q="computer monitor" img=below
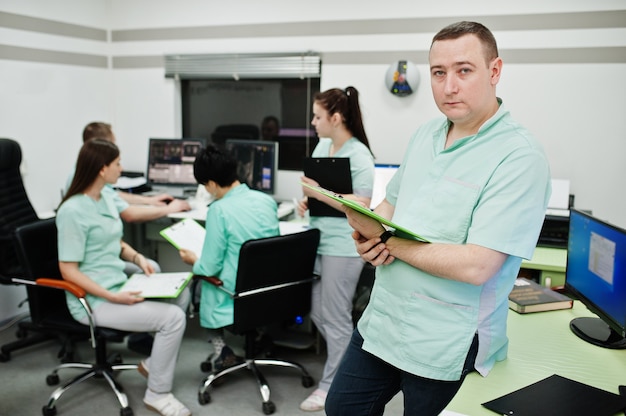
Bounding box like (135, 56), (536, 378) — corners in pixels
(565, 208), (626, 349)
(225, 139), (278, 195)
(146, 138), (204, 192)
(370, 164), (400, 209)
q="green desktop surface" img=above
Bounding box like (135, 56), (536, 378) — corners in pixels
(521, 246), (568, 287)
(445, 302), (626, 415)
(522, 246), (567, 273)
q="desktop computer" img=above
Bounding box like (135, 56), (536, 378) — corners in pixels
(146, 138), (205, 197)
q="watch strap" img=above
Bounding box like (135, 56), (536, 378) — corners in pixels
(379, 230), (395, 244)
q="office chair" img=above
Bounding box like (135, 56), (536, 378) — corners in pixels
(210, 124), (260, 148)
(0, 137), (74, 363)
(195, 228), (320, 415)
(12, 218), (139, 416)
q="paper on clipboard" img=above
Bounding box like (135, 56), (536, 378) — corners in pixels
(302, 182), (429, 243)
(159, 218), (206, 256)
(121, 272), (193, 298)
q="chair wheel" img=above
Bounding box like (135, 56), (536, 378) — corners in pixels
(262, 401), (276, 415)
(16, 328), (28, 338)
(302, 375), (314, 388)
(46, 374), (60, 385)
(42, 406), (57, 416)
(200, 360), (212, 372)
(198, 390), (211, 405)
(120, 406), (134, 416)
(0, 351), (10, 362)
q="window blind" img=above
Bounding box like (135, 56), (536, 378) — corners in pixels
(165, 52), (321, 80)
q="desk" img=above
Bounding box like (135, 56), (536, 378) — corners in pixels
(521, 246), (567, 287)
(131, 203), (300, 272)
(445, 302), (626, 415)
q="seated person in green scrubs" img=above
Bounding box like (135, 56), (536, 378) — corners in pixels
(178, 144), (280, 370)
(57, 139), (191, 416)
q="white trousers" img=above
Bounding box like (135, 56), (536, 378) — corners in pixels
(80, 288), (190, 394)
(311, 254), (364, 392)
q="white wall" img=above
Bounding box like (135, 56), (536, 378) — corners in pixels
(104, 0), (626, 225)
(1, 0), (625, 320)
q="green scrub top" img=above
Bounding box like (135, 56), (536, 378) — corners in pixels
(56, 191), (127, 320)
(358, 101), (552, 381)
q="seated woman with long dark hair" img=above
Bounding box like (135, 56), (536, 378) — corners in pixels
(57, 138), (191, 416)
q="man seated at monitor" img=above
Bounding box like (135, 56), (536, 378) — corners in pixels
(66, 122), (191, 222)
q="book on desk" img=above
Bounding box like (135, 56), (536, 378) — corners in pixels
(508, 277), (573, 314)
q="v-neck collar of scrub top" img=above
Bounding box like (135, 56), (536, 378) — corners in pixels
(436, 97), (505, 153)
(80, 191), (119, 219)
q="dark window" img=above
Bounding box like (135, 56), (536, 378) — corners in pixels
(181, 78), (320, 171)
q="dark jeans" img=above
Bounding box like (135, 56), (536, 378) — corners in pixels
(326, 329), (478, 416)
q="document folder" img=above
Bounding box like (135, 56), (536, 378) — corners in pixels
(160, 218), (206, 256)
(121, 272), (193, 299)
(302, 183), (429, 242)
(303, 157), (352, 218)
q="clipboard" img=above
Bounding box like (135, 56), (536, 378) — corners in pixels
(302, 183), (429, 243)
(159, 218), (206, 256)
(121, 272), (193, 298)
(303, 157), (352, 217)
(482, 374), (626, 416)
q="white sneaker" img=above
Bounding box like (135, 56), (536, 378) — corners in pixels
(144, 392), (191, 416)
(299, 388), (327, 412)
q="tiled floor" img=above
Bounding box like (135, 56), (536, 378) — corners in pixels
(0, 313), (404, 415)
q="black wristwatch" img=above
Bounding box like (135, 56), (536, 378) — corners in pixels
(379, 230), (395, 244)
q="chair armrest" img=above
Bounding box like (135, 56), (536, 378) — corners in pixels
(36, 278), (86, 298)
(193, 274), (235, 297)
(193, 274), (320, 299)
(10, 276), (97, 348)
(194, 275), (223, 287)
(236, 276), (318, 299)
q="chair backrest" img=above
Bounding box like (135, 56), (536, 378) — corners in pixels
(211, 124), (260, 147)
(14, 218), (75, 325)
(232, 228), (320, 333)
(0, 138), (39, 276)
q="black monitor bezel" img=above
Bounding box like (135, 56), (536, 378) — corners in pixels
(565, 208), (626, 341)
(146, 138), (205, 187)
(224, 139), (278, 195)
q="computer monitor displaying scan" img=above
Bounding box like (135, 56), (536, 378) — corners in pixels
(146, 138), (204, 192)
(370, 164), (400, 209)
(565, 209), (626, 349)
(225, 139), (278, 195)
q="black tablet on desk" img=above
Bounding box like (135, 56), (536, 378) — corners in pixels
(482, 374), (626, 416)
(303, 157), (352, 218)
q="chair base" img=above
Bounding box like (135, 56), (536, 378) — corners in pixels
(43, 357), (138, 416)
(198, 358), (314, 415)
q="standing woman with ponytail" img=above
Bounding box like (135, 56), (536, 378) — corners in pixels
(297, 86), (375, 412)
